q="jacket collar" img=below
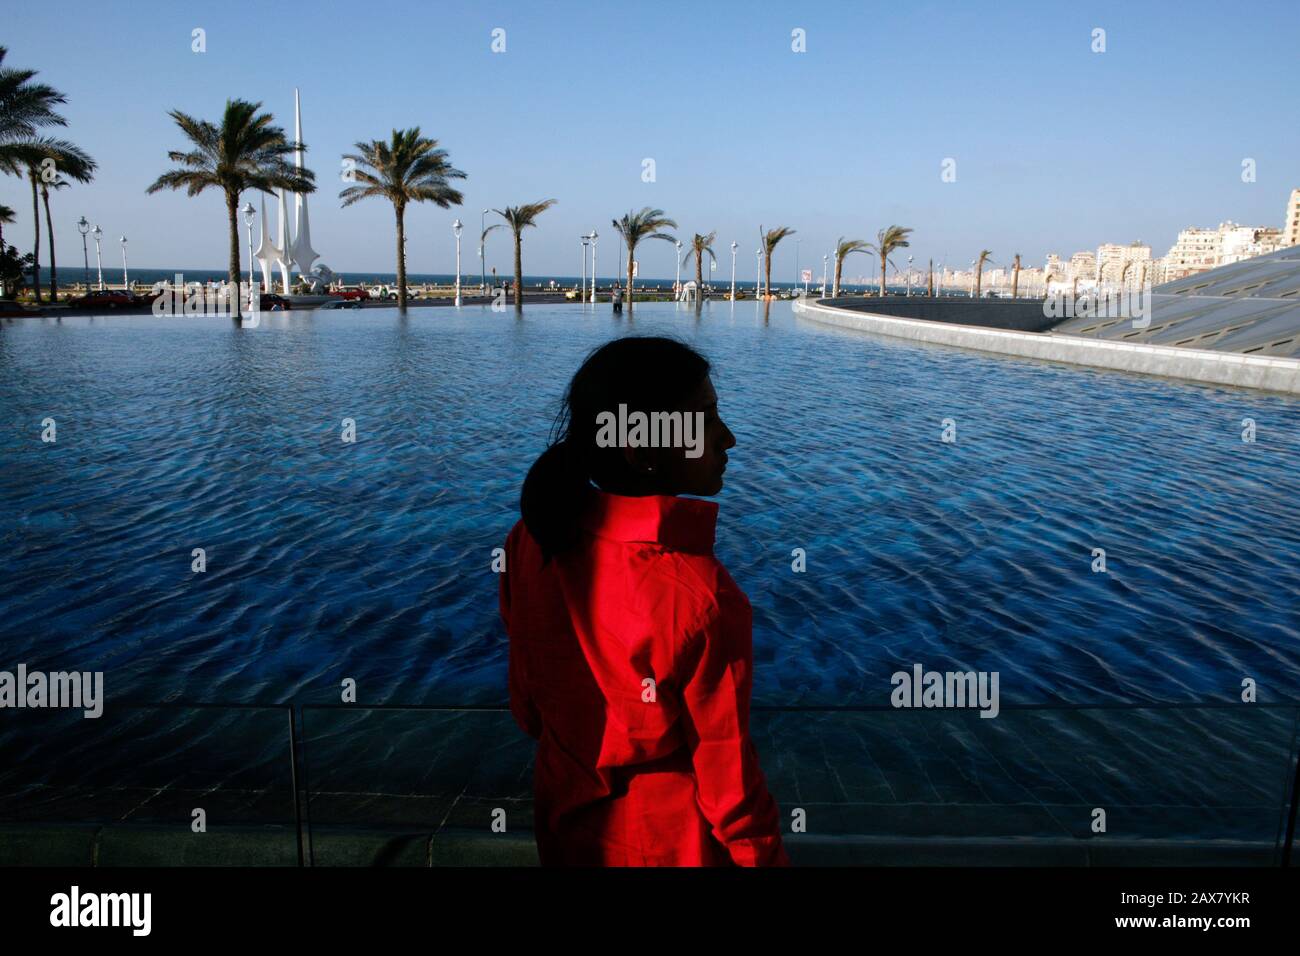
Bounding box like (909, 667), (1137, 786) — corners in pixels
(581, 490), (718, 555)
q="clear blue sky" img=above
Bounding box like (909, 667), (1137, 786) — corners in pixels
(5, 0), (1299, 281)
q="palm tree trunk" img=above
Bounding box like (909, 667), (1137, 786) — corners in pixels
(395, 204), (407, 311)
(879, 253), (886, 297)
(833, 257), (843, 298)
(1012, 265), (1020, 297)
(763, 251), (771, 299)
(975, 264), (983, 297)
(226, 191), (242, 321)
(695, 252), (703, 301)
(513, 232), (523, 311)
(41, 185), (57, 300)
(625, 244), (634, 308)
(29, 171), (42, 304)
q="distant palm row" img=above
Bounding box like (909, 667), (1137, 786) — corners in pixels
(1, 47), (1009, 317)
(0, 47), (96, 302)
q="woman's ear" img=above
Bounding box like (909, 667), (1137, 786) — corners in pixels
(621, 444), (656, 475)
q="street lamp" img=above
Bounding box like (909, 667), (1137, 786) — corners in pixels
(907, 255), (913, 296)
(453, 219), (463, 307)
(970, 258), (977, 299)
(580, 234), (589, 304)
(730, 241), (738, 302)
(241, 202), (256, 305)
(92, 225), (103, 290)
(590, 230), (598, 304)
(120, 236), (129, 289)
(755, 249), (762, 298)
(480, 208), (488, 292)
(821, 254), (828, 298)
(674, 239), (682, 300)
(76, 216), (90, 290)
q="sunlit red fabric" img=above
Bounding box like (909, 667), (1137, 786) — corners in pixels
(500, 490), (790, 866)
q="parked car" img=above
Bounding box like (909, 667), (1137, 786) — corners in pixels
(332, 287), (370, 301)
(68, 289), (144, 309)
(259, 293), (292, 311)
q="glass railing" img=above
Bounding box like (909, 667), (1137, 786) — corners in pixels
(1, 703), (1297, 866)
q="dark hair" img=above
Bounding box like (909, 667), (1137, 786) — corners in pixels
(520, 336), (712, 561)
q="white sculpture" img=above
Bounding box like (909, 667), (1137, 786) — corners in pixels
(254, 88), (321, 295)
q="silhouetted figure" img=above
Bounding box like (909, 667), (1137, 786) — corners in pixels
(500, 337), (789, 867)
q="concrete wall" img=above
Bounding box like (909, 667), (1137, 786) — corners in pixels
(821, 295), (1060, 332)
(795, 298), (1300, 394)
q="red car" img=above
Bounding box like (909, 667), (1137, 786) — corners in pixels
(69, 289), (144, 309)
(331, 288), (370, 301)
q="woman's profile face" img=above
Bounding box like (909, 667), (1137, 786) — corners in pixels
(648, 374), (736, 497)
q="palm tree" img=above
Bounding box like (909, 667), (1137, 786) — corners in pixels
(0, 203), (12, 250)
(0, 48), (70, 304)
(760, 225), (795, 299)
(36, 142), (95, 300)
(927, 258), (935, 297)
(866, 226), (912, 297)
(682, 231), (716, 304)
(340, 127), (464, 311)
(974, 249), (993, 297)
(1011, 253), (1022, 298)
(493, 200), (556, 311)
(832, 237), (870, 297)
(148, 99), (315, 320)
(613, 207), (677, 309)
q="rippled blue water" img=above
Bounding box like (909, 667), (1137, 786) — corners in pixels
(2, 301), (1298, 710)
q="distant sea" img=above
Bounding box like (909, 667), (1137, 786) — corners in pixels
(30, 266), (889, 294)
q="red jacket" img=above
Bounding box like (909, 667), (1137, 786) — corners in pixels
(500, 490), (790, 866)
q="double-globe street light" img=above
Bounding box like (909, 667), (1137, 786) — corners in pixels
(241, 202), (256, 308)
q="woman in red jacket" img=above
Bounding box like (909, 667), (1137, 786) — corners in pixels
(499, 336), (790, 867)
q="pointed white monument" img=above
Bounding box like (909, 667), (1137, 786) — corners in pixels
(287, 88), (319, 278)
(251, 90), (329, 299)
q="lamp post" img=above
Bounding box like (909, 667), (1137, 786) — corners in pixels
(755, 249), (762, 298)
(970, 258), (977, 298)
(120, 236), (129, 289)
(821, 254), (828, 298)
(76, 216), (90, 291)
(907, 255), (913, 296)
(480, 208), (488, 292)
(730, 242), (737, 301)
(580, 235), (588, 304)
(590, 230), (598, 303)
(92, 225), (104, 290)
(241, 202), (255, 306)
(453, 219), (463, 307)
(674, 239), (682, 300)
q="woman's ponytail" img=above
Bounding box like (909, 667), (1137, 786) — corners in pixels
(520, 436), (594, 562)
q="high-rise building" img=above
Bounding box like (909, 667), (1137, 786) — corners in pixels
(1284, 188), (1300, 247)
(1096, 241), (1151, 283)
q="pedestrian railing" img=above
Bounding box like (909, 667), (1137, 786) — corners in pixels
(0, 702), (1296, 866)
